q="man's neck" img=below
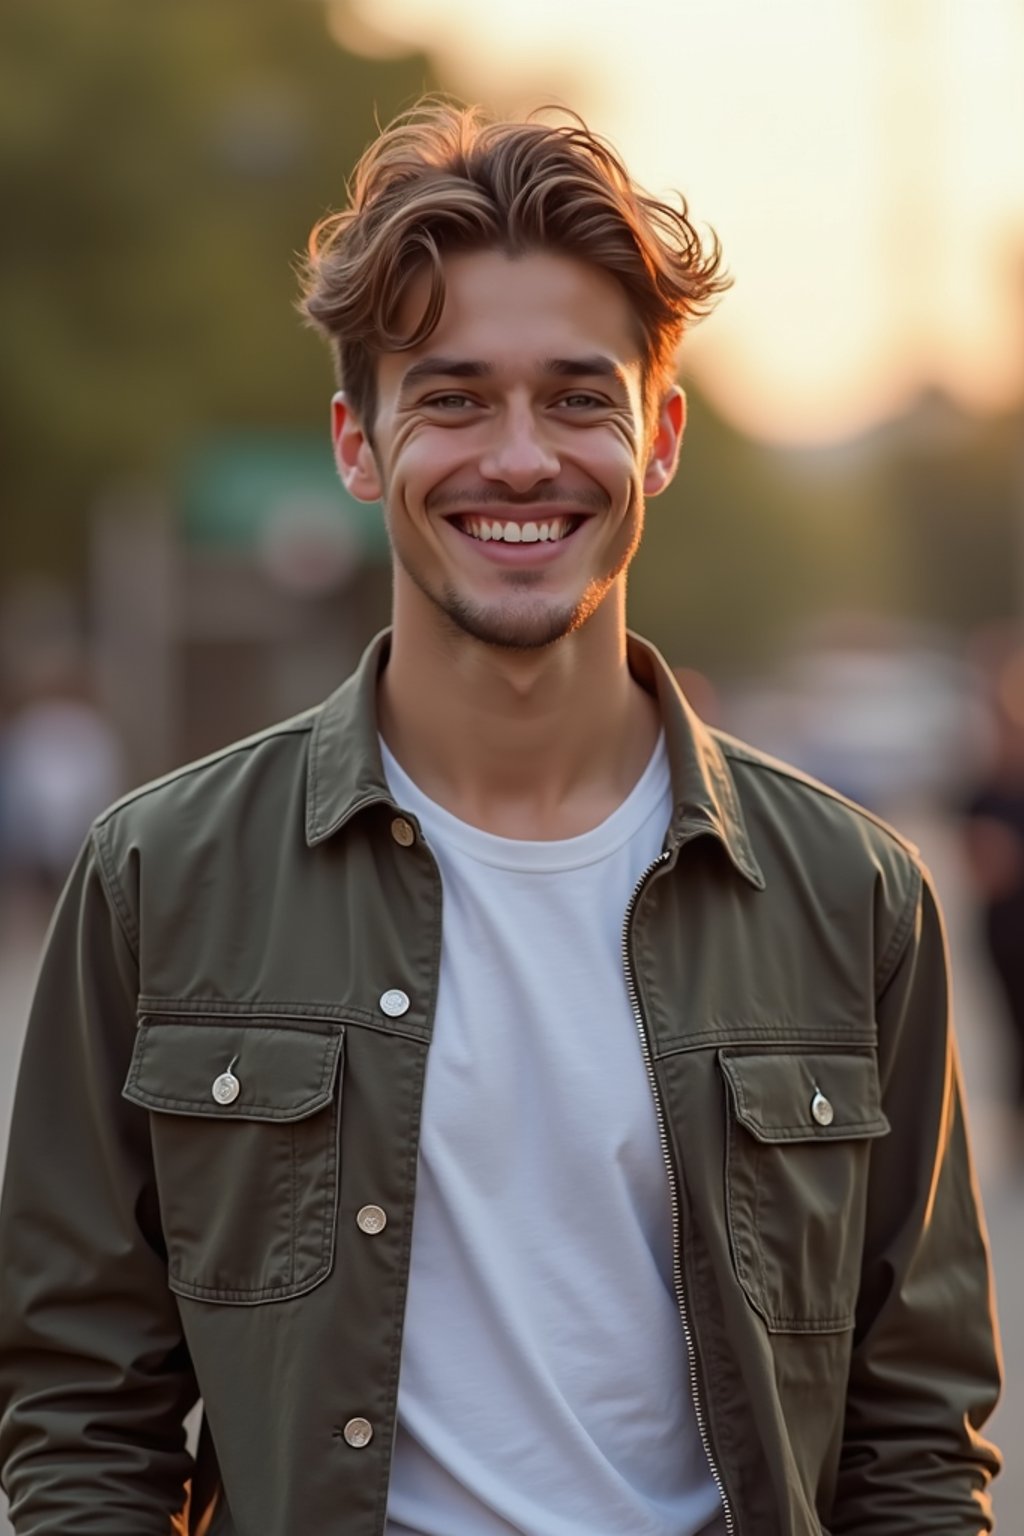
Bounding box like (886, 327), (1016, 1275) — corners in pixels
(378, 603), (661, 842)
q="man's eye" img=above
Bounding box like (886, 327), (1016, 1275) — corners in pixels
(557, 392), (605, 409)
(424, 393), (476, 409)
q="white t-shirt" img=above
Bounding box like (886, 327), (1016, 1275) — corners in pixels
(382, 734), (726, 1536)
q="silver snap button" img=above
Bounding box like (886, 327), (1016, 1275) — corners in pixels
(379, 989), (410, 1018)
(356, 1204), (387, 1235)
(343, 1417), (373, 1448)
(211, 1072), (240, 1105)
(390, 816), (415, 847)
(810, 1090), (834, 1127)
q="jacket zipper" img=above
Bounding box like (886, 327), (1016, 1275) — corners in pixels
(622, 850), (736, 1536)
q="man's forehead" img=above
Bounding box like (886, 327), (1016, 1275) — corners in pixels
(388, 247), (644, 363)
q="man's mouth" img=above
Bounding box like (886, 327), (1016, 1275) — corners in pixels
(450, 515), (584, 544)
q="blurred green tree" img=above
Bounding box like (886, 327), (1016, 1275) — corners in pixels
(881, 395), (1023, 632)
(628, 388), (908, 674)
(0, 0), (434, 573)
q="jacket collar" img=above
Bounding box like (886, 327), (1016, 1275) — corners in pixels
(306, 628), (765, 890)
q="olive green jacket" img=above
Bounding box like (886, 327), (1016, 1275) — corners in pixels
(0, 630), (1002, 1535)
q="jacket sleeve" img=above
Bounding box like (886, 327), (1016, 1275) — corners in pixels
(0, 831), (197, 1533)
(832, 864), (1003, 1534)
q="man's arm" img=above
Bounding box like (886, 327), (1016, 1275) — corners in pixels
(833, 868), (1002, 1534)
(0, 832), (198, 1533)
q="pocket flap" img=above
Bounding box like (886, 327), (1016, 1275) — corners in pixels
(123, 1018), (345, 1122)
(720, 1049), (889, 1143)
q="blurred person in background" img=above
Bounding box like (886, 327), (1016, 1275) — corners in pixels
(0, 100), (1001, 1536)
(0, 647), (122, 907)
(963, 635), (1024, 1163)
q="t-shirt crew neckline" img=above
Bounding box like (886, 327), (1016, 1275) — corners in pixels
(379, 732), (671, 875)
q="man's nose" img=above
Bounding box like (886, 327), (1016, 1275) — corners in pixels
(478, 408), (560, 491)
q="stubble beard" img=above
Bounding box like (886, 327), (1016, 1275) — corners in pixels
(397, 555), (582, 651)
(438, 583), (586, 651)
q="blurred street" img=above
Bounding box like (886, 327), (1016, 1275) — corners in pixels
(0, 809), (1019, 1530)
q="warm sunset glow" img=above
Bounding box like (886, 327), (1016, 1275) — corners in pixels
(329, 0), (1024, 444)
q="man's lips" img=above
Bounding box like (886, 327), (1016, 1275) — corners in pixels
(431, 488), (607, 525)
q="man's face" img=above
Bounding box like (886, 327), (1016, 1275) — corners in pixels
(334, 248), (683, 651)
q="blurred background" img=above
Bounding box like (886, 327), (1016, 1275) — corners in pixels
(1, 0), (1021, 1522)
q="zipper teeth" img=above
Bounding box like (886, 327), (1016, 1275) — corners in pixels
(622, 851), (736, 1536)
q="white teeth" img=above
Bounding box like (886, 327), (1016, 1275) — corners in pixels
(460, 516), (574, 543)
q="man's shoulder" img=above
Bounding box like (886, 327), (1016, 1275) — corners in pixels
(93, 705), (320, 854)
(717, 728), (917, 854)
(713, 728), (925, 927)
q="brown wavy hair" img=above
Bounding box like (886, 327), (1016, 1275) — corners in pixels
(299, 98), (730, 433)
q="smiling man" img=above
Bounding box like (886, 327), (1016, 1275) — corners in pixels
(0, 102), (1002, 1536)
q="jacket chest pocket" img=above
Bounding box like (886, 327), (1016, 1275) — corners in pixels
(123, 1016), (344, 1304)
(720, 1047), (889, 1334)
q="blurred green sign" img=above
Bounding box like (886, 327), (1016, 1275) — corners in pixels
(179, 434), (389, 563)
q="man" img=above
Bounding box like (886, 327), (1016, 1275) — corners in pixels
(0, 101), (1002, 1535)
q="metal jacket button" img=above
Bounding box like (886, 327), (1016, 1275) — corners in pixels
(810, 1089), (834, 1127)
(356, 1205), (387, 1235)
(390, 816), (415, 847)
(379, 989), (410, 1018)
(211, 1072), (240, 1105)
(343, 1417), (373, 1448)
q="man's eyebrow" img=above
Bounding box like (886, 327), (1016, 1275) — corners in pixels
(398, 357), (493, 393)
(397, 355), (631, 395)
(542, 356), (629, 386)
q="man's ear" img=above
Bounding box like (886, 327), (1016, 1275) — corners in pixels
(331, 391), (383, 503)
(643, 387), (686, 497)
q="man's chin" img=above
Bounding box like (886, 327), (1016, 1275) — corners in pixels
(439, 593), (585, 652)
